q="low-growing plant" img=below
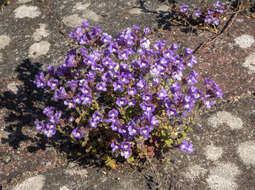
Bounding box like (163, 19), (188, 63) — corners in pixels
(34, 21), (222, 168)
(167, 1), (226, 33)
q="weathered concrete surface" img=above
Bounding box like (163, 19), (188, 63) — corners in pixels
(0, 0), (255, 189)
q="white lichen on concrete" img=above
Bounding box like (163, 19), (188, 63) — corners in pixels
(28, 41), (50, 59)
(234, 34), (254, 49)
(12, 175), (46, 190)
(184, 164), (207, 180)
(7, 82), (19, 94)
(32, 24), (50, 42)
(73, 2), (91, 11)
(14, 5), (41, 19)
(82, 10), (102, 22)
(242, 52), (255, 74)
(128, 8), (143, 15)
(0, 52), (3, 62)
(59, 186), (70, 190)
(156, 5), (169, 12)
(207, 111), (243, 130)
(204, 144), (223, 161)
(207, 162), (240, 190)
(0, 35), (11, 50)
(64, 168), (88, 178)
(62, 14), (84, 28)
(237, 141), (255, 166)
(18, 0), (32, 4)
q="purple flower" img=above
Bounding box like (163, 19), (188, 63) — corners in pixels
(120, 149), (132, 159)
(121, 142), (131, 150)
(152, 77), (160, 86)
(80, 86), (91, 95)
(89, 119), (98, 128)
(143, 27), (150, 35)
(186, 75), (198, 85)
(64, 100), (75, 109)
(150, 65), (161, 76)
(142, 92), (152, 102)
(68, 116), (75, 123)
(140, 127), (151, 139)
(128, 88), (137, 96)
(72, 128), (83, 139)
(213, 86), (223, 99)
(128, 99), (136, 107)
(170, 82), (181, 93)
(113, 82), (124, 92)
(138, 59), (149, 69)
(185, 48), (193, 56)
(180, 4), (190, 13)
(149, 115), (159, 126)
(82, 95), (92, 104)
(186, 55), (197, 68)
(178, 140), (193, 152)
(171, 43), (178, 51)
(136, 79), (147, 90)
(118, 74), (130, 85)
(140, 102), (155, 114)
(43, 107), (54, 117)
(116, 97), (127, 107)
(34, 72), (47, 88)
(100, 32), (112, 44)
(167, 108), (177, 117)
(35, 121), (45, 131)
(47, 65), (54, 76)
(81, 20), (90, 30)
(213, 18), (220, 25)
(111, 142), (119, 152)
(47, 79), (58, 90)
(172, 70), (183, 81)
(128, 125), (138, 136)
(92, 111), (103, 122)
(140, 38), (150, 49)
(54, 87), (67, 100)
(203, 98), (215, 109)
(46, 122), (56, 130)
(108, 109), (118, 119)
(157, 89), (168, 100)
(118, 49), (130, 60)
(205, 15), (213, 24)
(44, 128), (56, 138)
(49, 110), (62, 124)
(193, 9), (201, 17)
(96, 82), (107, 91)
(110, 122), (119, 131)
(72, 96), (82, 104)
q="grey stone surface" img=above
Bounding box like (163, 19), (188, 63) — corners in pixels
(14, 5), (41, 19)
(0, 35), (11, 50)
(234, 34), (255, 49)
(243, 52), (255, 74)
(11, 175), (46, 190)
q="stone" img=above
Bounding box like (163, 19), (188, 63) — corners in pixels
(204, 145), (223, 161)
(128, 8), (143, 15)
(64, 168), (88, 178)
(184, 164), (207, 180)
(28, 41), (50, 59)
(206, 162), (240, 190)
(0, 35), (11, 50)
(0, 52), (3, 62)
(59, 186), (70, 190)
(234, 34), (254, 49)
(62, 14), (84, 28)
(156, 5), (169, 12)
(14, 5), (41, 19)
(11, 175), (46, 190)
(242, 52), (255, 74)
(32, 24), (49, 42)
(207, 111), (243, 130)
(18, 0), (32, 3)
(73, 2), (91, 11)
(7, 82), (19, 94)
(82, 10), (102, 22)
(237, 141), (255, 166)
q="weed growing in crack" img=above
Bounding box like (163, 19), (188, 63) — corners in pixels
(33, 21), (222, 168)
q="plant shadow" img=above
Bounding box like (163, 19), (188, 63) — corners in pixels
(0, 59), (103, 167)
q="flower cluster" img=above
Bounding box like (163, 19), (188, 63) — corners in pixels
(34, 21), (222, 161)
(170, 1), (225, 32)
